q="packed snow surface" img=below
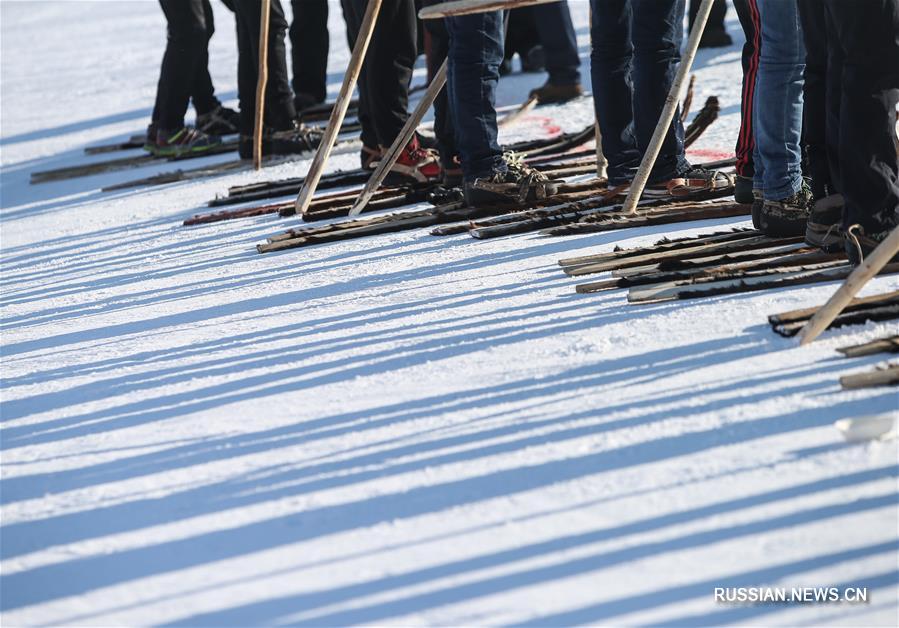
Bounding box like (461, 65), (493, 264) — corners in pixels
(1, 2), (896, 625)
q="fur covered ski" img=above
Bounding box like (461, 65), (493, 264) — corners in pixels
(30, 140), (239, 184)
(837, 334), (899, 358)
(769, 290), (899, 337)
(840, 364), (899, 390)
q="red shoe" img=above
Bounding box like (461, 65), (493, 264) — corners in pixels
(389, 136), (442, 183)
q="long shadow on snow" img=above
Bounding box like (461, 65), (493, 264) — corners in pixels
(0, 359), (889, 566)
(2, 386), (891, 612)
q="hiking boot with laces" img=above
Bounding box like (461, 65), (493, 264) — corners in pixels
(384, 136), (442, 184)
(143, 123), (158, 152)
(805, 193), (845, 252)
(643, 167), (733, 198)
(152, 127), (221, 157)
(751, 188), (764, 229)
(196, 105), (240, 136)
(844, 223), (899, 266)
(529, 82), (584, 105)
(237, 121), (323, 159)
(463, 152), (559, 207)
(734, 174), (754, 205)
(760, 182), (814, 237)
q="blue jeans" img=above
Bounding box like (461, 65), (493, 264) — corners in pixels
(752, 0), (805, 200)
(446, 12), (506, 181)
(590, 0), (690, 185)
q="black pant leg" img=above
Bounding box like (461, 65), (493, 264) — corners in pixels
(339, 0), (378, 149)
(290, 0), (329, 105)
(156, 0), (210, 130)
(825, 0), (899, 233)
(689, 0), (727, 31)
(533, 0), (581, 86)
(233, 0), (296, 134)
(191, 0), (221, 116)
(732, 0), (758, 178)
(798, 0), (835, 199)
(342, 0), (415, 147)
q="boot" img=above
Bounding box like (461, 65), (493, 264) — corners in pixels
(463, 152), (559, 207)
(759, 182), (814, 237)
(805, 193), (844, 252)
(529, 82), (584, 105)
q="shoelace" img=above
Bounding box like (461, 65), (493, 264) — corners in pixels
(846, 223), (865, 263)
(502, 151), (548, 202)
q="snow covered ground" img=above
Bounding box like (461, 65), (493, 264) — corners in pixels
(1, 1), (897, 625)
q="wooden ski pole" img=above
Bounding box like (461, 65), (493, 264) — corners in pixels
(798, 225), (899, 345)
(419, 0), (561, 19)
(349, 59), (448, 218)
(294, 0), (383, 217)
(253, 0), (272, 171)
(621, 0), (714, 214)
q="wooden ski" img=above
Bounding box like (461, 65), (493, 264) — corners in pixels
(840, 364), (899, 390)
(838, 336), (899, 358)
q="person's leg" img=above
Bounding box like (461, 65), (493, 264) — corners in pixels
(359, 0), (416, 148)
(156, 0), (209, 131)
(233, 0), (296, 134)
(423, 6), (459, 174)
(690, 0), (731, 48)
(732, 0), (759, 185)
(797, 0), (830, 199)
(339, 0), (379, 159)
(290, 0), (329, 110)
(826, 0), (899, 244)
(190, 0), (220, 116)
(533, 0), (580, 86)
(590, 0), (639, 185)
(631, 0), (690, 184)
(446, 10), (505, 180)
(753, 0), (805, 202)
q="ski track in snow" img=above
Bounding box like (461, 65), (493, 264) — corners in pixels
(1, 2), (897, 626)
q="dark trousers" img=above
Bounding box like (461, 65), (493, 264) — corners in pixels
(446, 11), (505, 180)
(533, 0), (581, 86)
(589, 0), (690, 185)
(689, 0), (727, 31)
(152, 0), (221, 130)
(340, 0), (417, 149)
(732, 0), (759, 178)
(290, 0), (329, 104)
(423, 14), (459, 167)
(233, 0), (296, 135)
(817, 0), (899, 232)
(798, 0), (840, 199)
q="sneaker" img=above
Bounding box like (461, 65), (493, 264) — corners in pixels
(751, 189), (764, 229)
(385, 136), (442, 183)
(360, 145), (382, 170)
(463, 152), (559, 207)
(529, 82), (584, 105)
(843, 223), (899, 266)
(805, 193), (845, 252)
(734, 174), (754, 205)
(698, 28), (733, 49)
(644, 167), (733, 198)
(152, 127), (221, 157)
(237, 121), (322, 159)
(759, 182), (814, 237)
(143, 123), (158, 152)
(196, 105), (240, 136)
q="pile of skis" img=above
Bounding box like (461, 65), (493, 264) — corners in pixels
(767, 292), (899, 391)
(558, 227), (899, 303)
